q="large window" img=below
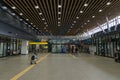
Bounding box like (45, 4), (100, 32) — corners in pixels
(80, 16), (120, 39)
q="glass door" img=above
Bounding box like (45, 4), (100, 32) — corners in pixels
(0, 42), (3, 57)
(3, 43), (7, 56)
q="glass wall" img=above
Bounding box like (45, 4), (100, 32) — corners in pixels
(0, 35), (22, 57)
(92, 31), (120, 58)
(0, 42), (3, 57)
(51, 40), (69, 53)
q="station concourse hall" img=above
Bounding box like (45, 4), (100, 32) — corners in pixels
(0, 0), (120, 80)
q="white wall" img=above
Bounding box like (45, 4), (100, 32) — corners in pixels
(21, 40), (29, 54)
(89, 45), (96, 55)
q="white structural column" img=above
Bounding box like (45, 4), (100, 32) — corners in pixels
(89, 45), (96, 55)
(36, 44), (39, 50)
(97, 23), (106, 33)
(21, 40), (29, 54)
(106, 17), (110, 32)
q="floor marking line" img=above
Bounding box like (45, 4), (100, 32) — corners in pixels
(69, 54), (78, 59)
(10, 54), (49, 80)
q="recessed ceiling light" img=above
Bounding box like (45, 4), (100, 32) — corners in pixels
(84, 23), (87, 25)
(99, 9), (103, 12)
(46, 25), (48, 26)
(80, 11), (83, 13)
(106, 2), (111, 5)
(74, 21), (76, 23)
(58, 25), (60, 26)
(92, 16), (95, 18)
(12, 6), (16, 9)
(58, 5), (62, 8)
(84, 3), (88, 7)
(44, 22), (47, 24)
(2, 6), (7, 10)
(35, 6), (39, 9)
(11, 13), (15, 15)
(34, 25), (36, 27)
(31, 23), (33, 24)
(26, 19), (29, 21)
(25, 23), (28, 24)
(42, 18), (45, 20)
(76, 17), (79, 19)
(58, 18), (61, 20)
(87, 20), (90, 22)
(58, 12), (61, 14)
(71, 26), (73, 28)
(19, 13), (23, 15)
(39, 13), (42, 15)
(20, 19), (23, 21)
(58, 22), (60, 24)
(72, 24), (74, 25)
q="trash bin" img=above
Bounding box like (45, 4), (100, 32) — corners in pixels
(118, 53), (120, 63)
(114, 52), (120, 62)
(94, 52), (97, 55)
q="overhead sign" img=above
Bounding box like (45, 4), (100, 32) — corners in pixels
(29, 41), (48, 45)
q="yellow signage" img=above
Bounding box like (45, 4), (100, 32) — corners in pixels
(29, 41), (48, 45)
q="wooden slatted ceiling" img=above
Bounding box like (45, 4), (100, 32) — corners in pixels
(3, 0), (120, 35)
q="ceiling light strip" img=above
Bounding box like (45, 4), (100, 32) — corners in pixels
(60, 0), (63, 25)
(38, 0), (49, 28)
(31, 0), (45, 26)
(61, 0), (68, 24)
(48, 0), (55, 26)
(24, 0), (42, 26)
(66, 0), (79, 24)
(64, 0), (72, 23)
(68, 0), (79, 24)
(40, 0), (51, 26)
(69, 0), (82, 23)
(7, 0), (37, 27)
(46, 0), (53, 25)
(54, 0), (58, 28)
(77, 0), (101, 31)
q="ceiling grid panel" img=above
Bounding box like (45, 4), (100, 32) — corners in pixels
(23, 0), (42, 27)
(9, 0), (38, 27)
(61, 0), (68, 25)
(3, 0), (120, 35)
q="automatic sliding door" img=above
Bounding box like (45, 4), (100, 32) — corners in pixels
(3, 43), (7, 56)
(0, 43), (3, 57)
(52, 44), (62, 53)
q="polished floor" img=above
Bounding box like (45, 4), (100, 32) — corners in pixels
(0, 53), (120, 80)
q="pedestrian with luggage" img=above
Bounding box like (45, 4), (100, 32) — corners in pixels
(30, 51), (38, 64)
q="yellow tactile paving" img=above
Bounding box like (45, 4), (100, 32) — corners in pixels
(10, 54), (49, 80)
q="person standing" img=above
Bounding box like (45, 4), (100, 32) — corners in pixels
(75, 47), (78, 56)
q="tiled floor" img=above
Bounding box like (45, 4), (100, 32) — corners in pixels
(0, 53), (120, 80)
